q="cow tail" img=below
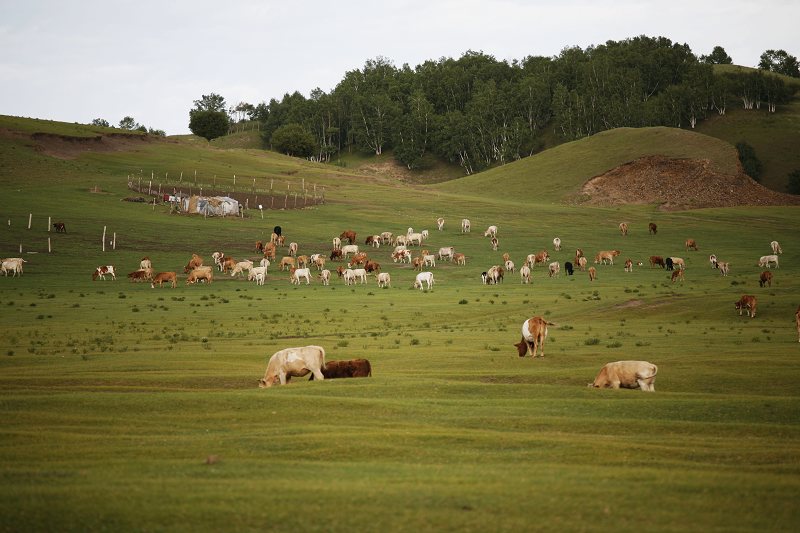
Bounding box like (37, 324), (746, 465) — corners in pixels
(650, 364), (658, 377)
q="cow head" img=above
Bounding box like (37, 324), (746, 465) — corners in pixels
(514, 338), (528, 357)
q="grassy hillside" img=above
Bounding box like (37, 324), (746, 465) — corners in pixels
(1, 116), (799, 532)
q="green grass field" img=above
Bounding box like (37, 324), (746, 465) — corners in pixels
(1, 117), (799, 532)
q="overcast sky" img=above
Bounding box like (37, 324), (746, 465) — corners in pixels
(1, 0), (797, 135)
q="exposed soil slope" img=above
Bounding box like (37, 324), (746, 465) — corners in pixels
(580, 156), (800, 210)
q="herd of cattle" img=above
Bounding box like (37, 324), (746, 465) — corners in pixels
(4, 217), (799, 391)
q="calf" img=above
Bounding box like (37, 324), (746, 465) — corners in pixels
(249, 266), (267, 285)
(671, 269), (684, 283)
(128, 268), (153, 282)
(759, 271), (773, 288)
(589, 361), (657, 391)
(309, 358), (372, 380)
(735, 295), (757, 318)
(151, 271), (177, 288)
(453, 253), (466, 266)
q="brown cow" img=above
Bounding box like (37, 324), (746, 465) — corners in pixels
(588, 266), (597, 281)
(796, 306), (800, 343)
(183, 254), (203, 273)
(221, 257), (237, 273)
(279, 256), (295, 271)
(151, 271), (177, 288)
(514, 316), (554, 358)
(329, 249), (343, 261)
(671, 269), (684, 283)
(589, 361), (658, 391)
(648, 222), (657, 235)
(263, 242), (277, 260)
(619, 222), (628, 236)
(735, 295), (757, 318)
(187, 267), (213, 284)
(255, 241), (264, 253)
(127, 269), (152, 282)
(685, 238), (698, 251)
(759, 271), (773, 288)
(309, 359), (373, 380)
(340, 230), (357, 245)
(364, 260), (381, 273)
(52, 222), (67, 233)
(649, 255), (665, 268)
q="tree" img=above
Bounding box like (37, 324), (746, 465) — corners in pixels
(736, 141), (763, 181)
(758, 49), (800, 78)
(787, 169), (800, 195)
(270, 124), (315, 157)
(91, 118), (109, 127)
(188, 110), (229, 140)
(148, 127), (166, 136)
(192, 93), (227, 112)
(700, 46), (733, 64)
(118, 116), (138, 130)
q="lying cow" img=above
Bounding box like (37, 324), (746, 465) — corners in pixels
(309, 358), (372, 380)
(589, 361), (658, 391)
(259, 345), (326, 387)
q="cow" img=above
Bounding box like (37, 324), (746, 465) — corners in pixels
(796, 306), (800, 342)
(341, 244), (359, 257)
(709, 254), (718, 268)
(588, 266), (597, 281)
(296, 255), (309, 268)
(340, 230), (357, 245)
(487, 265), (504, 284)
(309, 358), (372, 380)
(685, 239), (698, 251)
(589, 361), (658, 391)
(514, 316), (554, 358)
(505, 259), (515, 273)
(364, 260), (381, 273)
(280, 256), (295, 271)
(183, 254), (203, 273)
(255, 240), (264, 253)
(186, 267), (213, 284)
(414, 271), (434, 290)
(527, 250), (549, 268)
(392, 249), (412, 264)
(332, 237), (342, 250)
(624, 259), (633, 272)
(453, 253), (466, 266)
(594, 250), (620, 265)
(665, 257), (674, 271)
(564, 261), (574, 276)
(553, 237), (561, 251)
(619, 222), (629, 236)
(648, 255), (665, 268)
(484, 225), (498, 238)
(380, 232), (393, 244)
(348, 252), (368, 267)
(735, 295), (757, 318)
(758, 255), (779, 269)
(520, 264), (531, 284)
(578, 257), (588, 271)
(288, 242), (298, 257)
(670, 257), (685, 270)
(461, 219), (471, 233)
(648, 222), (657, 235)
(407, 232), (425, 246)
(1, 258), (26, 277)
(376, 272), (391, 288)
(249, 266), (267, 285)
(759, 271), (773, 288)
(330, 249), (343, 261)
(438, 247), (455, 262)
(128, 268), (153, 282)
(262, 242), (277, 260)
(490, 237), (499, 251)
(92, 265), (115, 281)
(221, 256), (237, 273)
(259, 345), (326, 387)
(548, 261), (560, 278)
(671, 269), (684, 283)
(436, 217), (445, 231)
(290, 267), (311, 285)
(718, 262), (730, 276)
(212, 251), (225, 271)
(151, 271), (177, 288)
(771, 241), (783, 255)
(52, 222), (66, 233)
(140, 256), (152, 270)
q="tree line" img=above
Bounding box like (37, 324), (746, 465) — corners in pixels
(188, 36), (799, 175)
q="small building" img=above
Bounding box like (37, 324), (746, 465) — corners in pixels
(182, 195), (239, 217)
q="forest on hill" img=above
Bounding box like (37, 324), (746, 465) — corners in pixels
(188, 36), (798, 176)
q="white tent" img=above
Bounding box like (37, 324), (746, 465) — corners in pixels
(182, 196), (240, 217)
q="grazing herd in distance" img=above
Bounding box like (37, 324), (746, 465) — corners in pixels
(4, 218), (799, 392)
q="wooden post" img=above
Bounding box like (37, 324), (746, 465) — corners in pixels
(48, 237), (51, 253)
(158, 183), (162, 195)
(28, 213), (32, 229)
(194, 170), (197, 184)
(148, 180), (152, 195)
(112, 232), (116, 250)
(153, 198), (156, 211)
(270, 179), (273, 191)
(48, 216), (51, 231)
(284, 194), (288, 209)
(19, 243), (22, 254)
(102, 226), (106, 252)
(180, 171), (183, 183)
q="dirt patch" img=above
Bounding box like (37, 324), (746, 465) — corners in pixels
(10, 131), (170, 160)
(579, 156), (800, 210)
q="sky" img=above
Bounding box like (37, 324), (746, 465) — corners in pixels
(1, 0), (797, 136)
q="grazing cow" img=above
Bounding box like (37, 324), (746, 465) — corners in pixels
(280, 256), (295, 271)
(332, 237), (342, 250)
(718, 262), (730, 276)
(437, 217), (445, 231)
(514, 316), (554, 358)
(648, 222), (657, 235)
(594, 250), (620, 265)
(588, 266), (597, 281)
(249, 266), (267, 285)
(735, 295), (757, 318)
(771, 241), (783, 255)
(490, 237), (498, 251)
(259, 345), (326, 387)
(412, 257), (424, 271)
(127, 268), (153, 282)
(481, 272), (489, 284)
(393, 250), (412, 264)
(339, 268), (357, 286)
(329, 249), (343, 261)
(759, 271), (773, 288)
(438, 247), (455, 262)
(758, 255), (779, 269)
(414, 271), (434, 290)
(376, 272), (391, 288)
(151, 271), (177, 288)
(649, 255), (666, 268)
(221, 257), (237, 273)
(212, 252), (225, 271)
(670, 257), (685, 270)
(484, 225), (498, 238)
(186, 267), (213, 284)
(1, 258), (25, 277)
(288, 242), (298, 257)
(52, 222), (66, 233)
(671, 269), (684, 283)
(504, 259), (515, 273)
(527, 250), (550, 268)
(341, 244), (359, 257)
(665, 257), (674, 271)
(380, 232), (393, 244)
(290, 267), (311, 285)
(548, 261), (560, 278)
(564, 262), (574, 276)
(553, 237), (561, 251)
(453, 253), (466, 266)
(310, 358), (372, 380)
(624, 259), (633, 272)
(685, 238), (698, 251)
(140, 256), (152, 270)
(340, 230), (357, 245)
(364, 260), (381, 273)
(255, 240), (264, 253)
(319, 269), (331, 285)
(407, 232), (425, 246)
(394, 235), (408, 247)
(578, 257), (588, 271)
(709, 254), (718, 268)
(262, 242), (277, 260)
(575, 248), (584, 261)
(311, 255), (325, 270)
(796, 306), (800, 342)
(487, 265), (504, 284)
(183, 254), (203, 273)
(520, 264), (531, 284)
(296, 255), (309, 268)
(589, 361), (658, 391)
(348, 252), (368, 267)
(619, 222), (628, 236)
(461, 218), (471, 233)
(351, 268), (368, 284)
(92, 265), (115, 281)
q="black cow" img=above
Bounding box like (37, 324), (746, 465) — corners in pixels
(564, 261), (574, 276)
(665, 257), (674, 271)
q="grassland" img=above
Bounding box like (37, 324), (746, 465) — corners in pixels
(1, 117), (799, 532)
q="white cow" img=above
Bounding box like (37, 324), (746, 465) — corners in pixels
(332, 237), (341, 250)
(352, 268), (368, 284)
(589, 361), (658, 392)
(438, 247), (455, 262)
(461, 219), (471, 233)
(436, 217), (445, 231)
(770, 240), (782, 254)
(422, 254), (436, 267)
(230, 260), (254, 278)
(407, 232), (425, 246)
(484, 225), (498, 238)
(248, 266), (267, 285)
(414, 271), (435, 290)
(548, 261), (560, 277)
(553, 237), (562, 251)
(341, 244), (359, 257)
(319, 269), (331, 285)
(520, 264), (531, 284)
(380, 232), (394, 244)
(290, 267), (311, 285)
(2, 258), (26, 277)
(377, 272), (391, 288)
(758, 255), (779, 269)
(259, 345), (326, 387)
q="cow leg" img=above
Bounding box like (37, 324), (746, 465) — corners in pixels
(278, 371), (287, 385)
(311, 369), (324, 381)
(637, 378), (652, 391)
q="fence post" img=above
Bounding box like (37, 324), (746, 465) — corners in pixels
(102, 226), (106, 252)
(28, 213), (32, 229)
(48, 237), (51, 253)
(48, 216), (51, 231)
